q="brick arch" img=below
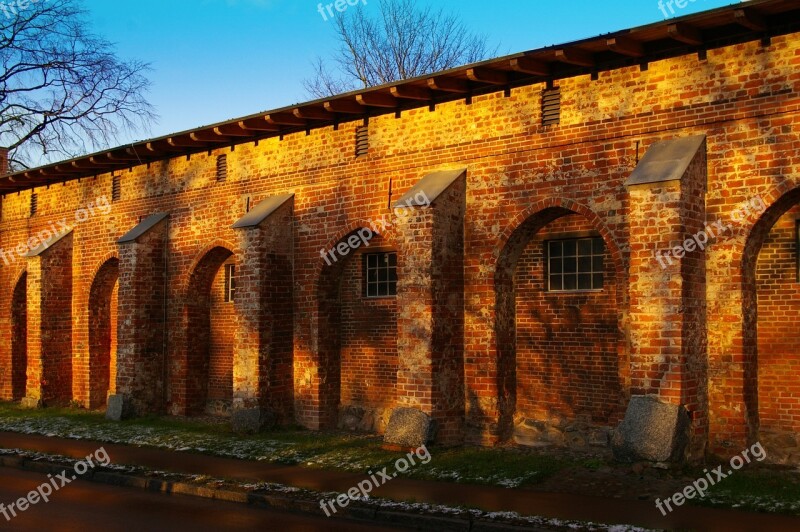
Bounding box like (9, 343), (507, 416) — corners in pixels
(315, 223), (398, 430)
(494, 199), (628, 440)
(741, 183), (800, 446)
(182, 239), (239, 295)
(11, 271), (28, 401)
(184, 244), (236, 416)
(88, 257), (120, 409)
(311, 220), (398, 297)
(495, 198), (626, 276)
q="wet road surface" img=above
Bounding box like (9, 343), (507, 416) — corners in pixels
(4, 431), (800, 531)
(0, 467), (407, 531)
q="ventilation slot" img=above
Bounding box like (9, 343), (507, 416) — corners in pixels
(541, 88), (561, 127)
(355, 125), (369, 158)
(112, 174), (121, 202)
(216, 154), (228, 181)
(30, 193), (38, 216)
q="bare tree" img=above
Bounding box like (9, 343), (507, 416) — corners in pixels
(304, 0), (494, 98)
(0, 0), (156, 170)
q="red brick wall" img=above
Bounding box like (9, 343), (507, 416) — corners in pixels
(26, 234), (73, 405)
(109, 281), (118, 396)
(514, 214), (623, 425)
(185, 247), (235, 415)
(339, 248), (397, 411)
(0, 30), (796, 457)
(88, 258), (119, 408)
(11, 273), (27, 400)
(208, 259), (235, 412)
(116, 218), (168, 415)
(756, 206), (800, 434)
(317, 231), (397, 428)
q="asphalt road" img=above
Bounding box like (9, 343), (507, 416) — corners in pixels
(0, 467), (407, 532)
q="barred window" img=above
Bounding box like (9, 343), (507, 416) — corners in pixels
(547, 237), (604, 291)
(363, 252), (397, 297)
(223, 264), (236, 303)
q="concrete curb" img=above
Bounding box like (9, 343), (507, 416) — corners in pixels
(0, 454), (551, 531)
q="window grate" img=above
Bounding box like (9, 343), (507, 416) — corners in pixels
(112, 174), (121, 202)
(547, 237), (604, 291)
(541, 88), (561, 127)
(216, 154), (228, 181)
(363, 252), (397, 297)
(30, 193), (38, 216)
(355, 125), (369, 157)
(224, 263), (236, 303)
(796, 220), (800, 283)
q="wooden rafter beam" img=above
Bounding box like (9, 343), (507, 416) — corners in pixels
(293, 107), (335, 120)
(466, 67), (508, 85)
(509, 57), (550, 76)
(733, 8), (767, 32)
(89, 156), (128, 166)
(667, 23), (703, 46)
(324, 99), (365, 114)
(168, 136), (207, 148)
(427, 76), (470, 93)
(356, 92), (398, 108)
(54, 164), (82, 174)
(107, 152), (139, 162)
(265, 113), (306, 126)
(214, 124), (252, 136)
(23, 169), (47, 180)
(606, 36), (645, 57)
(71, 160), (100, 169)
(390, 85), (432, 100)
(237, 118), (281, 132)
(190, 131), (230, 143)
(146, 140), (186, 153)
(555, 48), (595, 67)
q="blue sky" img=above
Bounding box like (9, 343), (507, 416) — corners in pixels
(81, 0), (738, 144)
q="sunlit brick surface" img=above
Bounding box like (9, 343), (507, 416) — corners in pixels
(0, 32), (798, 458)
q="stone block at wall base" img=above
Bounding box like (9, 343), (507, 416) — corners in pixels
(383, 407), (435, 449)
(611, 396), (690, 463)
(105, 394), (134, 421)
(231, 408), (276, 434)
(20, 397), (42, 410)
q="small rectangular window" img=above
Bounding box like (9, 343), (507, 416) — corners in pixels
(30, 193), (38, 216)
(547, 237), (604, 291)
(223, 263), (236, 303)
(363, 252), (397, 298)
